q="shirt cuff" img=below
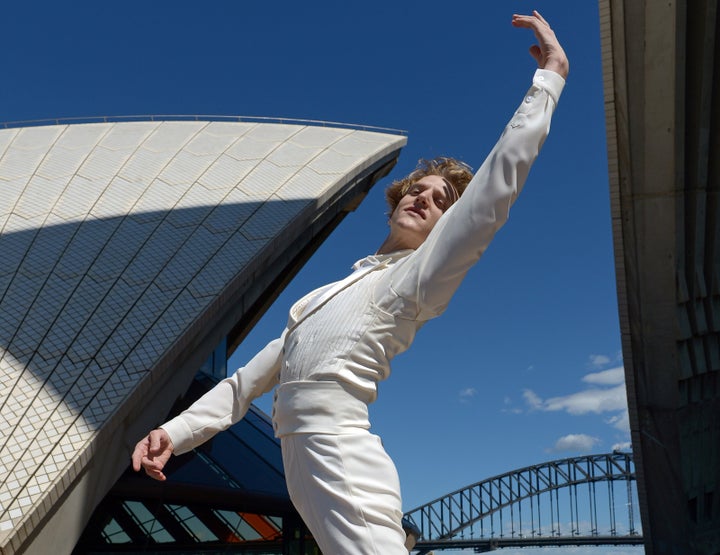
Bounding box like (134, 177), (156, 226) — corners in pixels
(160, 416), (194, 455)
(534, 69), (566, 105)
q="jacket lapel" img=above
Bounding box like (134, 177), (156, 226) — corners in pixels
(286, 259), (390, 332)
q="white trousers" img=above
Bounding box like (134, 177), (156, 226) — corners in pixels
(281, 431), (408, 554)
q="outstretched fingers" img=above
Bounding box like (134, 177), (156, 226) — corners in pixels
(511, 10), (550, 31)
(511, 11), (569, 78)
(531, 9), (549, 26)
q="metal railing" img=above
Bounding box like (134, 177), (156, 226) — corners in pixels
(0, 114), (407, 135)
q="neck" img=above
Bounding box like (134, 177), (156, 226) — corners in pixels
(376, 233), (412, 255)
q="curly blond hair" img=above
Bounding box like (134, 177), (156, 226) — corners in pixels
(385, 157), (474, 215)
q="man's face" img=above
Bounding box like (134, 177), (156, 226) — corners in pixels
(388, 175), (454, 250)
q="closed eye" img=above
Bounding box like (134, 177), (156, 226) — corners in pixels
(406, 183), (449, 210)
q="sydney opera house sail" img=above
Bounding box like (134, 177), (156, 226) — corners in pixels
(0, 118), (405, 554)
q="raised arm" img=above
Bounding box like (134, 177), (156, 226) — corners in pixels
(388, 12), (568, 319)
(132, 334), (284, 480)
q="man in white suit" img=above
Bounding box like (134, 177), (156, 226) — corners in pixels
(133, 11), (569, 554)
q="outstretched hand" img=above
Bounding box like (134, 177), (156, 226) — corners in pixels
(512, 11), (569, 79)
(131, 428), (174, 481)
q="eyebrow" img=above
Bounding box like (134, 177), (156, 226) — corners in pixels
(440, 177), (459, 205)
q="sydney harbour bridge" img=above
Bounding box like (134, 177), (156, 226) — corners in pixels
(404, 452), (643, 553)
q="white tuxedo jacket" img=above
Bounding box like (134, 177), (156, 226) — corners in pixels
(162, 69), (566, 452)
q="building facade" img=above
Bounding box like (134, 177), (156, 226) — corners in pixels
(600, 1), (720, 553)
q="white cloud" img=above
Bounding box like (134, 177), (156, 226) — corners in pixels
(612, 441), (633, 452)
(524, 384), (627, 416)
(543, 383), (627, 415)
(582, 366), (625, 385)
(501, 396), (523, 414)
(522, 389), (543, 410)
(521, 365), (632, 454)
(549, 433), (600, 453)
(606, 409), (630, 432)
(459, 387), (477, 403)
(588, 354), (611, 368)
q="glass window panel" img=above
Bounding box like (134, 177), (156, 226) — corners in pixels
(124, 501), (174, 543)
(200, 431), (287, 496)
(166, 504), (219, 542)
(213, 509), (283, 541)
(218, 510), (258, 540)
(165, 450), (237, 489)
(235, 518), (263, 541)
(198, 339), (227, 381)
(229, 415), (284, 471)
(101, 517), (131, 544)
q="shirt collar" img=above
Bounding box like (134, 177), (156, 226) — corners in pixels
(351, 249), (413, 271)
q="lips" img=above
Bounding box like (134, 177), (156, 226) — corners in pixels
(405, 206), (426, 219)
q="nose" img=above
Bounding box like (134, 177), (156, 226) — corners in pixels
(414, 191), (430, 207)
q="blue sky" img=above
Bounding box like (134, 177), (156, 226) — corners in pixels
(1, 1), (641, 552)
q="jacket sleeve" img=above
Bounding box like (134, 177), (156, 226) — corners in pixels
(389, 69), (565, 320)
(161, 334), (284, 454)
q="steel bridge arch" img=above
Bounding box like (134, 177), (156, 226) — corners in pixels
(404, 452), (643, 552)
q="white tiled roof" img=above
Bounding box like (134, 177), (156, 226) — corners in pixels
(0, 120), (405, 553)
